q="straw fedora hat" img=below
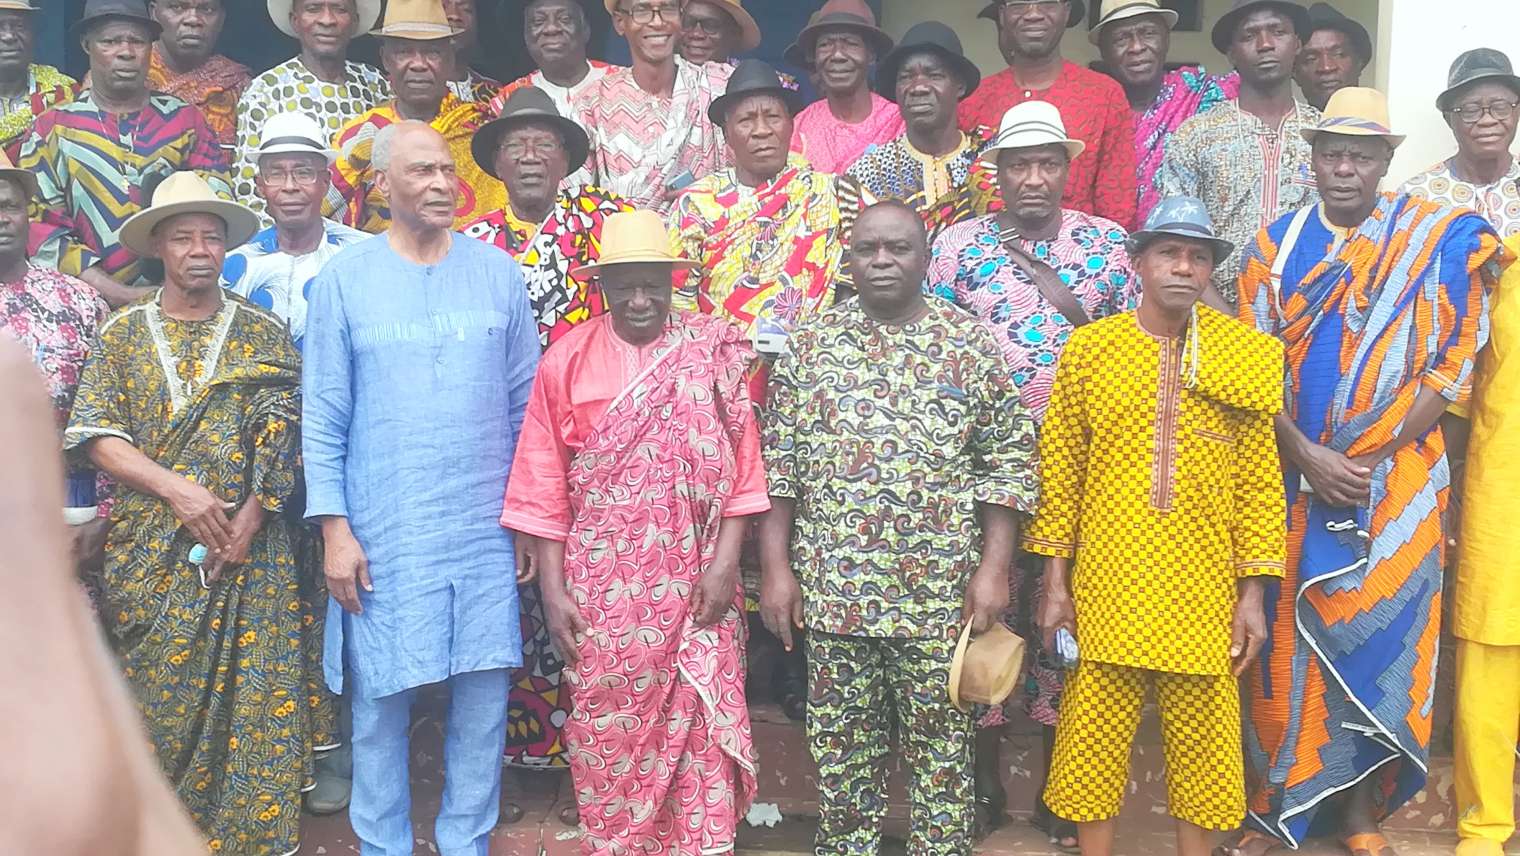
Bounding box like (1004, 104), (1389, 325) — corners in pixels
(1088, 0), (1179, 45)
(982, 101), (1086, 164)
(948, 622), (1026, 713)
(569, 210), (700, 278)
(268, 0), (382, 38)
(255, 111), (337, 165)
(118, 172), (261, 258)
(1300, 86), (1405, 147)
(371, 0), (463, 40)
(0, 148), (36, 199)
(686, 0), (762, 54)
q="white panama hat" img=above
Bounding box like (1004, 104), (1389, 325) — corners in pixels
(255, 111), (337, 165)
(981, 100), (1086, 164)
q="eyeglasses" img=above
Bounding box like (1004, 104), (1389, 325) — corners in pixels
(681, 15), (725, 35)
(260, 166), (324, 187)
(1448, 99), (1520, 125)
(998, 0), (1067, 17)
(616, 1), (678, 24)
(500, 138), (565, 159)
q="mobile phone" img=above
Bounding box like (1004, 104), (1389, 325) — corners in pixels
(1054, 627), (1079, 669)
(666, 170), (696, 192)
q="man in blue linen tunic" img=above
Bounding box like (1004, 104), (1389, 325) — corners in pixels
(301, 121), (540, 856)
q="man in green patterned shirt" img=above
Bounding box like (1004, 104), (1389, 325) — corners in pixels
(759, 200), (1039, 856)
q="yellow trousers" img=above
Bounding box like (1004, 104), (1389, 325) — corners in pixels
(1454, 638), (1520, 856)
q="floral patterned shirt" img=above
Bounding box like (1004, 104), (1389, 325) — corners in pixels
(764, 297), (1039, 640)
(0, 264), (108, 431)
(927, 212), (1137, 422)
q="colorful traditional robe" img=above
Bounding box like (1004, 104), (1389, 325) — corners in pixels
(0, 63), (76, 156)
(323, 95), (504, 233)
(147, 46), (252, 149)
(790, 91), (905, 175)
(64, 291), (334, 855)
(1131, 66), (1238, 223)
(1236, 194), (1504, 846)
(501, 312), (768, 854)
(846, 125), (995, 241)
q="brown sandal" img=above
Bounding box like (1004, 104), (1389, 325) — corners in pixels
(1212, 829), (1276, 856)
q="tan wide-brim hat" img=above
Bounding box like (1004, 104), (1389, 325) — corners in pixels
(118, 172), (261, 259)
(948, 622), (1026, 713)
(268, 0), (382, 38)
(1089, 0), (1179, 45)
(1300, 86), (1406, 147)
(685, 0), (762, 53)
(570, 210), (700, 278)
(371, 0), (463, 40)
(0, 148), (36, 198)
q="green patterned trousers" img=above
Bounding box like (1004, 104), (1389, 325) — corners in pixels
(807, 632), (973, 855)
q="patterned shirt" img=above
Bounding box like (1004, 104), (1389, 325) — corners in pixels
(232, 57), (391, 222)
(928, 211), (1137, 422)
(790, 91), (905, 175)
(21, 92), (231, 286)
(487, 61), (617, 194)
(461, 186), (633, 347)
(846, 126), (994, 240)
(0, 264), (107, 430)
(219, 221), (369, 350)
(1157, 99), (1321, 303)
(669, 157), (871, 365)
(0, 64), (76, 155)
(147, 46), (252, 149)
(572, 58), (733, 214)
(323, 95), (504, 233)
(1400, 158), (1520, 239)
(448, 68), (503, 105)
(1132, 66), (1238, 223)
(1024, 309), (1286, 676)
(958, 61), (1138, 230)
(764, 297), (1039, 639)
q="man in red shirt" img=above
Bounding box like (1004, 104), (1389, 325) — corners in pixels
(959, 0), (1137, 229)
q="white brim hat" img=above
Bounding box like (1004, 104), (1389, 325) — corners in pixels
(268, 0), (382, 39)
(980, 100), (1086, 164)
(255, 110), (337, 165)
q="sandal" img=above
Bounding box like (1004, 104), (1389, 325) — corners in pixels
(1343, 832), (1396, 856)
(1212, 829), (1277, 856)
(1047, 816), (1079, 853)
(558, 804), (580, 827)
(500, 801), (526, 825)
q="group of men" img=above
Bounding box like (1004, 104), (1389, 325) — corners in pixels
(3, 0), (1519, 856)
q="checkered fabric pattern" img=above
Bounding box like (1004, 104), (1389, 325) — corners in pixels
(807, 632), (973, 855)
(1023, 308), (1286, 676)
(1045, 660), (1245, 830)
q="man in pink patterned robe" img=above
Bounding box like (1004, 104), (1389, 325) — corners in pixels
(501, 210), (767, 855)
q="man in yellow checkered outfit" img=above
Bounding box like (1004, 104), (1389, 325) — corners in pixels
(1024, 195), (1288, 856)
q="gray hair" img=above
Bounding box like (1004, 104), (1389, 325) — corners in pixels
(371, 120), (431, 172)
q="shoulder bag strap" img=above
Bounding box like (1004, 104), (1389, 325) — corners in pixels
(998, 226), (1092, 327)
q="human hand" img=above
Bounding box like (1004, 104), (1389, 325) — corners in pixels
(164, 477), (235, 552)
(689, 559), (739, 627)
(514, 531), (539, 584)
(1230, 580), (1268, 677)
(323, 521), (371, 614)
(962, 563), (1010, 634)
(205, 503), (265, 583)
(1299, 444), (1372, 507)
(543, 587), (589, 667)
(759, 564), (804, 651)
(1037, 588), (1076, 652)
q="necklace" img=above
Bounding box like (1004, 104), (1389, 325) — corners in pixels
(92, 93), (140, 195)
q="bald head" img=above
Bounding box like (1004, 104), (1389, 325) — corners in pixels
(374, 121), (459, 232)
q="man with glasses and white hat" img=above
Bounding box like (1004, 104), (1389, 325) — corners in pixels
(232, 0), (389, 221)
(0, 0), (76, 154)
(223, 111), (367, 350)
(926, 99), (1135, 847)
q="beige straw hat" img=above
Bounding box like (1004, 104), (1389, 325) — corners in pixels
(1300, 86), (1406, 147)
(1088, 0), (1179, 45)
(981, 101), (1086, 164)
(118, 172), (260, 258)
(569, 210), (700, 278)
(948, 622), (1027, 713)
(371, 0), (463, 40)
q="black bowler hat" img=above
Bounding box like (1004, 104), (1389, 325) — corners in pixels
(1210, 0), (1309, 54)
(471, 86), (591, 178)
(1437, 48), (1520, 112)
(877, 21), (982, 102)
(977, 0), (1087, 29)
(1305, 2), (1372, 64)
(708, 60), (806, 127)
(72, 0), (162, 40)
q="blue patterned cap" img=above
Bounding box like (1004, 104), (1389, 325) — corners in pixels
(1125, 196), (1234, 262)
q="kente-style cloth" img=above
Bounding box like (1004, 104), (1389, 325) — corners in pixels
(790, 91), (905, 175)
(21, 91), (231, 287)
(927, 210), (1137, 423)
(1452, 233), (1520, 850)
(669, 156), (871, 400)
(487, 61), (618, 194)
(461, 185), (632, 350)
(323, 94), (505, 233)
(64, 291), (335, 856)
(1236, 194), (1504, 847)
(1132, 66), (1238, 223)
(0, 63), (76, 155)
(1025, 307), (1286, 830)
(573, 57), (732, 213)
(448, 67), (503, 105)
(231, 57), (391, 222)
(1157, 100), (1320, 303)
(1400, 157), (1520, 240)
(957, 61), (1139, 229)
(846, 125), (994, 240)
(147, 45), (252, 149)
(501, 312), (768, 855)
(219, 221), (369, 350)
